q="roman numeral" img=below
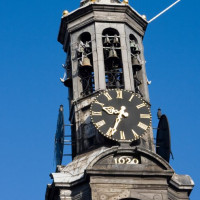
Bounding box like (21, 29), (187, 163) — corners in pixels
(129, 94), (135, 102)
(104, 92), (112, 101)
(92, 111), (102, 116)
(120, 131), (126, 140)
(95, 120), (106, 128)
(140, 114), (151, 119)
(116, 90), (123, 99)
(137, 122), (148, 130)
(136, 103), (146, 109)
(132, 129), (140, 140)
(106, 127), (113, 137)
(94, 100), (104, 107)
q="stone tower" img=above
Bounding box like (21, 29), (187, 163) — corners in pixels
(45, 1), (194, 199)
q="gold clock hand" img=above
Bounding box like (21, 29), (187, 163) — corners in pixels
(110, 106), (129, 136)
(103, 106), (120, 115)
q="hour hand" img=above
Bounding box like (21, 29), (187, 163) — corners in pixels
(103, 106), (119, 115)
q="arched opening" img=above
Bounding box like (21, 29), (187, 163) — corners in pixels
(102, 28), (124, 89)
(129, 34), (142, 96)
(77, 32), (94, 97)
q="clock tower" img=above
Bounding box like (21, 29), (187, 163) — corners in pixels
(45, 0), (194, 199)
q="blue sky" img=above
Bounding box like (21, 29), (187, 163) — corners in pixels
(0, 0), (199, 199)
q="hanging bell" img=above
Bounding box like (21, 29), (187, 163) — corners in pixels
(132, 56), (142, 72)
(85, 41), (91, 53)
(113, 35), (120, 47)
(77, 41), (85, 53)
(106, 49), (120, 65)
(130, 40), (137, 50)
(79, 56), (93, 71)
(85, 41), (91, 48)
(104, 34), (111, 46)
(64, 77), (72, 87)
(133, 46), (141, 54)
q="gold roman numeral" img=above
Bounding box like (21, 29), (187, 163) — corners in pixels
(136, 103), (146, 109)
(132, 129), (140, 140)
(94, 100), (104, 107)
(120, 131), (126, 140)
(137, 122), (148, 130)
(106, 127), (113, 137)
(129, 94), (135, 102)
(140, 114), (151, 119)
(95, 120), (106, 128)
(104, 92), (112, 101)
(92, 111), (102, 116)
(116, 90), (123, 99)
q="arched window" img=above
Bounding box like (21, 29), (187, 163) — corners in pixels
(77, 32), (94, 97)
(130, 34), (142, 96)
(102, 28), (124, 89)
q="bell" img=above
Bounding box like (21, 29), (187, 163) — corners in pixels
(104, 34), (111, 46)
(85, 41), (91, 53)
(77, 41), (84, 53)
(133, 46), (141, 54)
(130, 40), (137, 50)
(64, 77), (72, 87)
(85, 41), (91, 48)
(79, 56), (93, 70)
(113, 35), (120, 47)
(106, 49), (120, 64)
(132, 56), (142, 72)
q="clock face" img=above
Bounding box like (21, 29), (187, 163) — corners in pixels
(90, 89), (152, 142)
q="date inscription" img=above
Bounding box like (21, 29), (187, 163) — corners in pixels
(114, 156), (139, 165)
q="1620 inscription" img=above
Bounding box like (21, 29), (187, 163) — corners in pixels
(114, 156), (139, 164)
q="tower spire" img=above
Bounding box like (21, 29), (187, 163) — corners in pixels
(45, 1), (194, 199)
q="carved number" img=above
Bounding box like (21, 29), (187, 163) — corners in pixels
(114, 157), (139, 165)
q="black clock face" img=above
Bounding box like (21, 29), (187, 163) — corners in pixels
(90, 89), (152, 142)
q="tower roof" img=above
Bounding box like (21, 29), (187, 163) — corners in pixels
(80, 0), (121, 7)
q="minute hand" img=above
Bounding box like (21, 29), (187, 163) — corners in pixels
(111, 106), (129, 135)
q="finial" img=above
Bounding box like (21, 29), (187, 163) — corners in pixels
(141, 15), (147, 20)
(62, 10), (69, 17)
(122, 0), (129, 4)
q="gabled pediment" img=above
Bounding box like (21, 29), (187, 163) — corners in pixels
(87, 146), (174, 177)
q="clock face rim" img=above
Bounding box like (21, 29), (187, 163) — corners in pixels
(90, 89), (152, 142)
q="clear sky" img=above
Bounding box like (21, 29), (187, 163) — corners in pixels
(0, 0), (199, 199)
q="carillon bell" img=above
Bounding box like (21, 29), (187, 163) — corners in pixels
(113, 35), (120, 46)
(84, 41), (91, 53)
(104, 34), (111, 46)
(130, 40), (137, 50)
(133, 46), (141, 54)
(106, 49), (120, 64)
(77, 41), (84, 53)
(79, 56), (93, 71)
(85, 41), (91, 48)
(132, 56), (142, 72)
